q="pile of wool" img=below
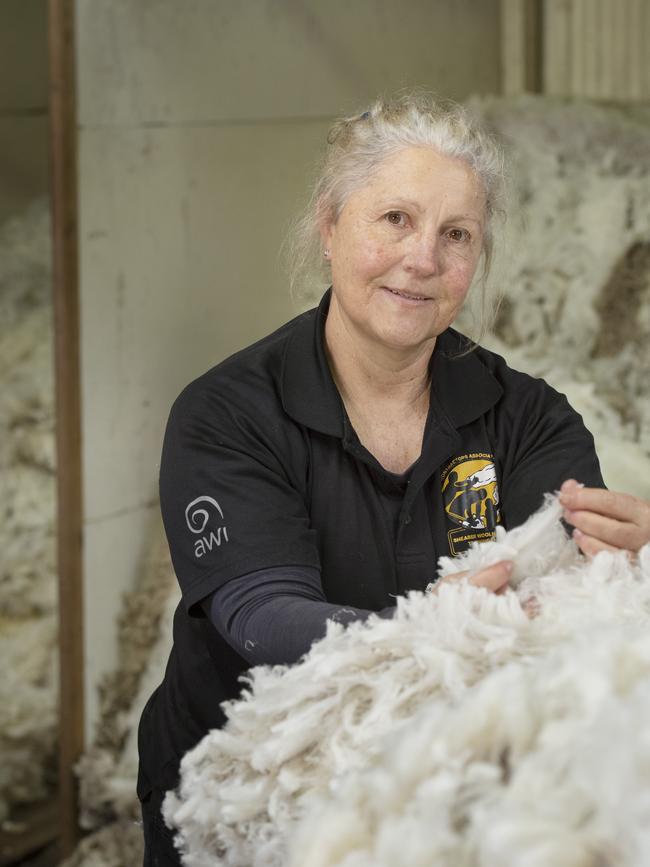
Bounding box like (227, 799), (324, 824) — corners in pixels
(164, 497), (650, 867)
(63, 522), (178, 867)
(464, 96), (650, 500)
(57, 822), (145, 867)
(0, 201), (58, 822)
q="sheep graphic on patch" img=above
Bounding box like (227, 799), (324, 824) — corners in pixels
(442, 455), (501, 554)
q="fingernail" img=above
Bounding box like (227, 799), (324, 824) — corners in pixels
(503, 561), (513, 572)
(572, 527), (583, 539)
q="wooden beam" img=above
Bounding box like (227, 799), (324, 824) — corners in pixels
(48, 0), (84, 858)
(544, 0), (572, 95)
(501, 0), (543, 95)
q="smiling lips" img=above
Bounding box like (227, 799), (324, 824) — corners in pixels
(384, 286), (431, 302)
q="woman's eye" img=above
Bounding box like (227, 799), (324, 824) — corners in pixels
(446, 227), (470, 243)
(385, 211), (406, 227)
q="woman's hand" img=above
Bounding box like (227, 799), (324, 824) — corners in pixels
(559, 479), (650, 557)
(438, 560), (542, 618)
(439, 560), (513, 594)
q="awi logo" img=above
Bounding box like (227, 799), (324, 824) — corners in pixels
(185, 496), (229, 558)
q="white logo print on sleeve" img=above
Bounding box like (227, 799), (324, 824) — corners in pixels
(185, 496), (229, 558)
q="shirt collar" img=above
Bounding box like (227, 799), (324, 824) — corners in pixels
(281, 289), (503, 436)
(429, 329), (504, 428)
(281, 290), (345, 437)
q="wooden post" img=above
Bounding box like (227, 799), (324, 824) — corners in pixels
(48, 0), (84, 857)
(501, 0), (544, 95)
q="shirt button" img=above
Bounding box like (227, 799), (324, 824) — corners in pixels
(403, 513), (412, 525)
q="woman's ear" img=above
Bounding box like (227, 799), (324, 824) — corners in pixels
(319, 222), (332, 252)
(317, 200), (335, 256)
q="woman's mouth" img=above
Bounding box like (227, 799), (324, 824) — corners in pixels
(383, 286), (430, 302)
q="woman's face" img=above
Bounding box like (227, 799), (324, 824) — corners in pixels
(322, 146), (486, 355)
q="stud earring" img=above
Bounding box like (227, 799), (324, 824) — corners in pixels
(323, 249), (331, 259)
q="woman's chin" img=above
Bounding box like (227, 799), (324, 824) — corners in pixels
(370, 320), (442, 354)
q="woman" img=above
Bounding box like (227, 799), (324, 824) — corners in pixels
(138, 94), (650, 864)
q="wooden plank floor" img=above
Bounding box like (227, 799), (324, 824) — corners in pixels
(0, 800), (59, 867)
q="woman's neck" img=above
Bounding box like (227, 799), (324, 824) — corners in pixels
(324, 298), (435, 411)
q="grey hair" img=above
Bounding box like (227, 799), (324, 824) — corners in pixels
(286, 91), (508, 344)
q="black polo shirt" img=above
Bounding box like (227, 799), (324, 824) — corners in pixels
(138, 290), (604, 796)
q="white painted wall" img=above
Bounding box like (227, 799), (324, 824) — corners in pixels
(76, 0), (501, 736)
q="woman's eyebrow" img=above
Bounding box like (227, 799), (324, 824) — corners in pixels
(374, 197), (423, 212)
(443, 214), (483, 225)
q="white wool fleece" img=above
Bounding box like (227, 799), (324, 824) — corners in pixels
(163, 496), (650, 867)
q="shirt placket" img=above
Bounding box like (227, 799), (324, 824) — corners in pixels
(395, 415), (461, 593)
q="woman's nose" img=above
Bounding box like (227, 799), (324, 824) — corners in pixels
(404, 233), (441, 275)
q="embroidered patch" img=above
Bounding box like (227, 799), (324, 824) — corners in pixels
(441, 453), (501, 555)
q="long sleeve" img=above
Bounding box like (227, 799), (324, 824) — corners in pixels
(200, 565), (395, 666)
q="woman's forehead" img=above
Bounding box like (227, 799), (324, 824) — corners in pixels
(351, 147), (486, 211)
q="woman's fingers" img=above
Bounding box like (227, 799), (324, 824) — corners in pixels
(559, 480), (650, 553)
(469, 560), (513, 592)
(571, 527), (625, 558)
(559, 479), (638, 521)
(442, 560), (513, 594)
(563, 508), (640, 550)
